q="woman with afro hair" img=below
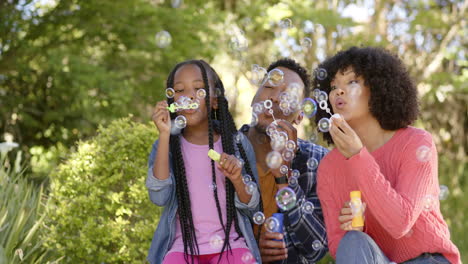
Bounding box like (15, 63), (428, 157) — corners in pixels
(314, 47), (460, 263)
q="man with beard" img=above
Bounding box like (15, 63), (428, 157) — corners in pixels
(240, 58), (329, 263)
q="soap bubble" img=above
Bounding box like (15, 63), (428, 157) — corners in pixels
(252, 102), (264, 115)
(279, 100), (290, 111)
(292, 169), (300, 178)
(279, 18), (292, 29)
(165, 88), (175, 98)
(155, 31), (172, 48)
(268, 69), (284, 86)
(422, 194), (436, 211)
(310, 131), (318, 143)
(319, 100), (328, 110)
(302, 98), (317, 118)
(245, 182), (257, 195)
(285, 140), (296, 151)
(312, 89), (321, 99)
(416, 145), (431, 162)
(280, 165), (289, 175)
(302, 201), (315, 214)
(264, 99), (273, 109)
(300, 37), (312, 49)
(266, 123), (278, 136)
(209, 234), (224, 249)
(312, 240), (323, 250)
(266, 151), (283, 169)
(242, 174), (252, 184)
(289, 176), (298, 187)
(241, 251), (254, 263)
(253, 212), (265, 225)
(314, 68), (327, 80)
(196, 89), (206, 99)
(317, 91), (328, 102)
(250, 113), (258, 126)
(279, 92), (291, 102)
(306, 157), (318, 170)
(275, 187), (297, 211)
(318, 118), (331, 133)
(265, 217), (280, 232)
(271, 136), (286, 152)
(171, 0), (182, 8)
(439, 185), (449, 200)
(282, 149), (295, 162)
(174, 115), (187, 129)
(235, 132), (243, 144)
(209, 182), (217, 191)
(251, 67), (268, 86)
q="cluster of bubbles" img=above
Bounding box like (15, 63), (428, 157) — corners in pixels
(164, 88), (208, 132)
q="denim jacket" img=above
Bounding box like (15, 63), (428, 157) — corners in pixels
(146, 134), (261, 264)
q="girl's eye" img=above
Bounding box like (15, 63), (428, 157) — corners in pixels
(349, 80), (358, 85)
(195, 87), (204, 90)
(331, 85), (337, 90)
(175, 89), (183, 93)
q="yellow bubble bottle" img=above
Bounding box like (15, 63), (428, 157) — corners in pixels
(350, 191), (364, 228)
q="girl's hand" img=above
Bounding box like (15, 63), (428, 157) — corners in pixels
(152, 101), (171, 136)
(216, 153), (242, 183)
(339, 201), (366, 231)
(329, 114), (363, 158)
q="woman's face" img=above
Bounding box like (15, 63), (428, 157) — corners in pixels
(329, 67), (372, 125)
(172, 64), (217, 127)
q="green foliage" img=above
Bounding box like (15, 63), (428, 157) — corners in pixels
(44, 118), (160, 263)
(0, 150), (51, 264)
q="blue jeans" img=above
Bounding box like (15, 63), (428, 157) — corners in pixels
(336, 231), (450, 264)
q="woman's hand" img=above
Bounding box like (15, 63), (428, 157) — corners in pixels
(329, 114), (363, 158)
(216, 153), (243, 184)
(152, 101), (171, 136)
(339, 201), (366, 231)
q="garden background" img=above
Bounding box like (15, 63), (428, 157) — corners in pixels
(0, 0), (466, 263)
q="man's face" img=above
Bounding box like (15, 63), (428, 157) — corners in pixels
(251, 67), (305, 133)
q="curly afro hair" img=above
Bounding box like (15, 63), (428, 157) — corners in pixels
(313, 46), (419, 145)
(267, 58), (311, 97)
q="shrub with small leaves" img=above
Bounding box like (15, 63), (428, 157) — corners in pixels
(44, 118), (161, 263)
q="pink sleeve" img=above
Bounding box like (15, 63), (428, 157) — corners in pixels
(317, 161), (346, 258)
(344, 132), (438, 239)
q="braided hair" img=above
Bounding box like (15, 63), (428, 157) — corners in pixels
(165, 59), (258, 263)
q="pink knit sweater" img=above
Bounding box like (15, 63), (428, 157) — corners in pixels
(317, 127), (460, 263)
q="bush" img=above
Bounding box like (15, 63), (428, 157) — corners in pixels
(0, 150), (51, 264)
(44, 118), (161, 263)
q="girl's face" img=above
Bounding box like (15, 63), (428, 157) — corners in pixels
(173, 64), (217, 128)
(329, 67), (372, 125)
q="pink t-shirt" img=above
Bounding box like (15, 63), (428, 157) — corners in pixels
(167, 136), (248, 255)
(317, 127), (460, 263)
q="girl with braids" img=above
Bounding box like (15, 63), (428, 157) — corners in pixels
(146, 59), (261, 264)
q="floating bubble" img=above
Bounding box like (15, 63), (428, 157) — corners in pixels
(285, 140), (296, 151)
(307, 157), (318, 170)
(196, 89), (206, 99)
(252, 102), (264, 115)
(314, 68), (327, 81)
(280, 165), (289, 175)
(289, 101), (299, 111)
(250, 67), (268, 86)
(235, 132), (243, 144)
(292, 169), (300, 178)
(279, 100), (290, 111)
(319, 100), (328, 110)
(422, 194), (436, 211)
(317, 91), (328, 102)
(237, 158), (245, 168)
(250, 113), (258, 126)
(253, 211), (265, 225)
(245, 181), (257, 195)
(229, 36), (248, 52)
(289, 176), (298, 187)
(171, 0), (182, 8)
(243, 174), (252, 184)
(155, 30), (172, 48)
(174, 115), (187, 129)
(312, 89), (321, 99)
(268, 69), (284, 86)
(282, 149), (295, 162)
(279, 92), (291, 102)
(279, 18), (292, 29)
(266, 123), (277, 136)
(310, 131), (318, 143)
(302, 98), (317, 118)
(302, 201), (315, 214)
(275, 187), (297, 211)
(312, 240), (323, 250)
(209, 234), (224, 249)
(209, 182), (217, 191)
(266, 151), (283, 169)
(241, 251), (254, 263)
(439, 185), (449, 200)
(165, 87), (175, 98)
(265, 217), (280, 232)
(264, 99), (273, 109)
(271, 136), (286, 152)
(416, 145), (431, 162)
(318, 118), (331, 133)
(300, 37), (312, 49)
